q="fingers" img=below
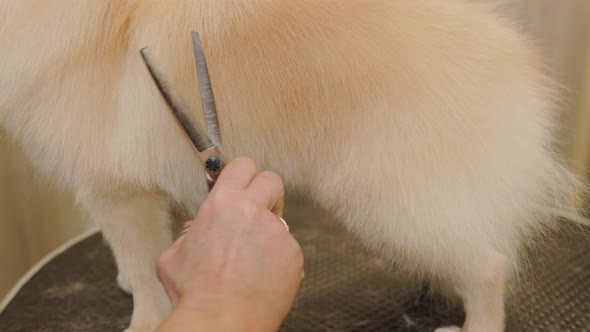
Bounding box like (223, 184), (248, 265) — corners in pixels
(211, 156), (285, 216)
(245, 171), (285, 217)
(212, 156), (259, 191)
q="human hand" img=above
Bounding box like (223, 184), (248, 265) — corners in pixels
(156, 157), (304, 332)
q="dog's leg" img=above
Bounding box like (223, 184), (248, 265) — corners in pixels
(78, 190), (174, 332)
(436, 251), (508, 332)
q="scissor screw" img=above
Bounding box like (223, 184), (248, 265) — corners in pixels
(206, 156), (221, 172)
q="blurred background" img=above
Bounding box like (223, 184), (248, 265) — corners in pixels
(1, 0), (590, 300)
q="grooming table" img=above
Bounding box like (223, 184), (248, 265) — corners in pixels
(1, 196), (590, 332)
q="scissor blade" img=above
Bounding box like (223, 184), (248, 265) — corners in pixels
(191, 31), (223, 152)
(140, 47), (215, 153)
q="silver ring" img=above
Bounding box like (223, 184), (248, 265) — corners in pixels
(177, 224), (191, 239)
(279, 217), (289, 232)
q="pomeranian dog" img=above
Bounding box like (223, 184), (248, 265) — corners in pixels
(1, 1), (587, 331)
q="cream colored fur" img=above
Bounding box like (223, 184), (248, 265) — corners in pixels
(0, 1), (586, 331)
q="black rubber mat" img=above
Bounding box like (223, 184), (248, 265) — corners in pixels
(1, 197), (589, 331)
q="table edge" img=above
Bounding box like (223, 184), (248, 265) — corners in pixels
(0, 227), (101, 314)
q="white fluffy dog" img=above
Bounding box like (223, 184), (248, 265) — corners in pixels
(0, 1), (586, 331)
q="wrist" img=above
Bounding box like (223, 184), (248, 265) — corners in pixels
(158, 297), (278, 332)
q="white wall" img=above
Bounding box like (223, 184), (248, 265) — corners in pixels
(0, 129), (90, 298)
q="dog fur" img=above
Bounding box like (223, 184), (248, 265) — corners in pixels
(0, 1), (586, 331)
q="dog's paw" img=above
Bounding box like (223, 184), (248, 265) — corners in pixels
(123, 317), (165, 332)
(123, 315), (166, 332)
(123, 326), (157, 332)
(434, 326), (461, 332)
(122, 312), (167, 332)
(117, 273), (132, 294)
(122, 289), (171, 332)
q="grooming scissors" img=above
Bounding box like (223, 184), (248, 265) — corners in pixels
(140, 32), (225, 192)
